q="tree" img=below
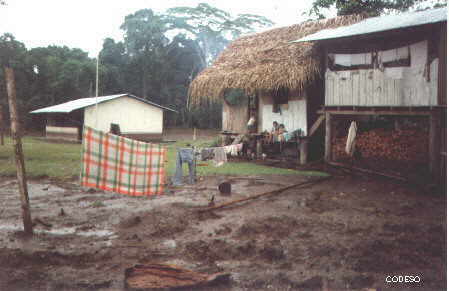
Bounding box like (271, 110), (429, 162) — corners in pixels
(27, 46), (95, 106)
(308, 0), (447, 18)
(120, 9), (170, 98)
(99, 38), (127, 94)
(0, 33), (32, 122)
(165, 3), (274, 68)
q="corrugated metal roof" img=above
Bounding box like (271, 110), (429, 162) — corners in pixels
(293, 7), (447, 42)
(30, 93), (177, 114)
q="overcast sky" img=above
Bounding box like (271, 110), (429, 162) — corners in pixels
(0, 0), (330, 57)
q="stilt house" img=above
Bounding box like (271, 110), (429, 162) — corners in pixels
(189, 15), (366, 162)
(294, 8), (447, 180)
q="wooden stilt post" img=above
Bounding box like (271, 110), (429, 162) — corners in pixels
(325, 112), (333, 162)
(256, 138), (262, 158)
(429, 109), (441, 180)
(299, 138), (308, 165)
(4, 67), (33, 235)
(0, 104), (4, 146)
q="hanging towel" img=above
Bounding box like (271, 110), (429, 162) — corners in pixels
(224, 145), (232, 154)
(230, 145), (237, 156)
(345, 121), (358, 157)
(80, 126), (166, 196)
(230, 143), (243, 156)
(213, 147), (227, 167)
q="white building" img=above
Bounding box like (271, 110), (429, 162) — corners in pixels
(30, 93), (176, 142)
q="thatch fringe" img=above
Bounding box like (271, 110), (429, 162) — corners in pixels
(189, 14), (367, 105)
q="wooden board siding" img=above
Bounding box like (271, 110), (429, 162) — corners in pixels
(259, 95), (308, 135)
(325, 40), (439, 106)
(222, 101), (248, 133)
(438, 23), (447, 105)
(46, 126), (79, 141)
(121, 133), (163, 142)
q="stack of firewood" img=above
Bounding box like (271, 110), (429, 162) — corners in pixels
(333, 128), (428, 162)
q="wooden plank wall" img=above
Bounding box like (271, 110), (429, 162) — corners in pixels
(438, 23), (447, 105)
(259, 95), (308, 135)
(222, 100), (248, 133)
(325, 40), (439, 106)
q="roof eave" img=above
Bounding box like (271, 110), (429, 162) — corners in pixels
(293, 20), (447, 43)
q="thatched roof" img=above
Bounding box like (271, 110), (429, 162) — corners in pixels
(189, 14), (367, 104)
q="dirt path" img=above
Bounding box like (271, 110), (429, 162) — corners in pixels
(0, 174), (445, 290)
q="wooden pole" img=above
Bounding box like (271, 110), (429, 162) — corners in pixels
(429, 109), (441, 180)
(4, 67), (33, 235)
(324, 112), (333, 162)
(95, 53), (100, 129)
(327, 161), (407, 182)
(0, 104), (4, 145)
(199, 177), (330, 212)
(299, 138), (308, 165)
(256, 138), (262, 158)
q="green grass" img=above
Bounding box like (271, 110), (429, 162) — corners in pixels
(0, 137), (82, 180)
(0, 137), (328, 180)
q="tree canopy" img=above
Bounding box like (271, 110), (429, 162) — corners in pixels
(0, 3), (274, 129)
(308, 0), (447, 18)
(165, 3), (274, 66)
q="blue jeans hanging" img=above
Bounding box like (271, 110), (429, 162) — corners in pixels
(172, 148), (196, 186)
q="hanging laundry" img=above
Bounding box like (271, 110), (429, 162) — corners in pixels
(236, 143), (243, 152)
(223, 145), (233, 155)
(213, 147), (227, 167)
(282, 132), (292, 142)
(172, 148), (196, 186)
(231, 134), (244, 145)
(345, 121), (358, 157)
(80, 126), (166, 196)
(230, 143), (243, 156)
(200, 148), (214, 161)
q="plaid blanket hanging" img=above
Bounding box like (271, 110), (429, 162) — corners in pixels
(80, 126), (166, 196)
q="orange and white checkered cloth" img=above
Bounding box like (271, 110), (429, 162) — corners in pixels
(80, 126), (166, 196)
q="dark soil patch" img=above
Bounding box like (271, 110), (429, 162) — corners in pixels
(235, 215), (298, 239)
(117, 208), (189, 239)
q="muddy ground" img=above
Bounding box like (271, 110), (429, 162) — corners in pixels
(0, 171), (445, 291)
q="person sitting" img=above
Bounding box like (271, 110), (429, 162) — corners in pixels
(247, 112), (256, 133)
(266, 121), (279, 143)
(277, 124), (287, 142)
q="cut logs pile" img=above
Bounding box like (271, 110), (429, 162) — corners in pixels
(333, 128), (428, 163)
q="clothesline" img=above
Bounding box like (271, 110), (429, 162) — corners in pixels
(197, 143), (243, 167)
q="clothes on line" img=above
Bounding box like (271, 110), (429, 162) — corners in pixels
(199, 143), (243, 162)
(172, 148), (196, 186)
(283, 129), (305, 142)
(200, 148), (214, 161)
(173, 143), (244, 185)
(223, 144), (241, 156)
(80, 126), (166, 196)
(213, 147), (227, 167)
(345, 121), (358, 156)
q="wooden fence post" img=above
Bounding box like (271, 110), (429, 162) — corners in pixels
(0, 104), (4, 145)
(4, 67), (33, 235)
(325, 112), (333, 162)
